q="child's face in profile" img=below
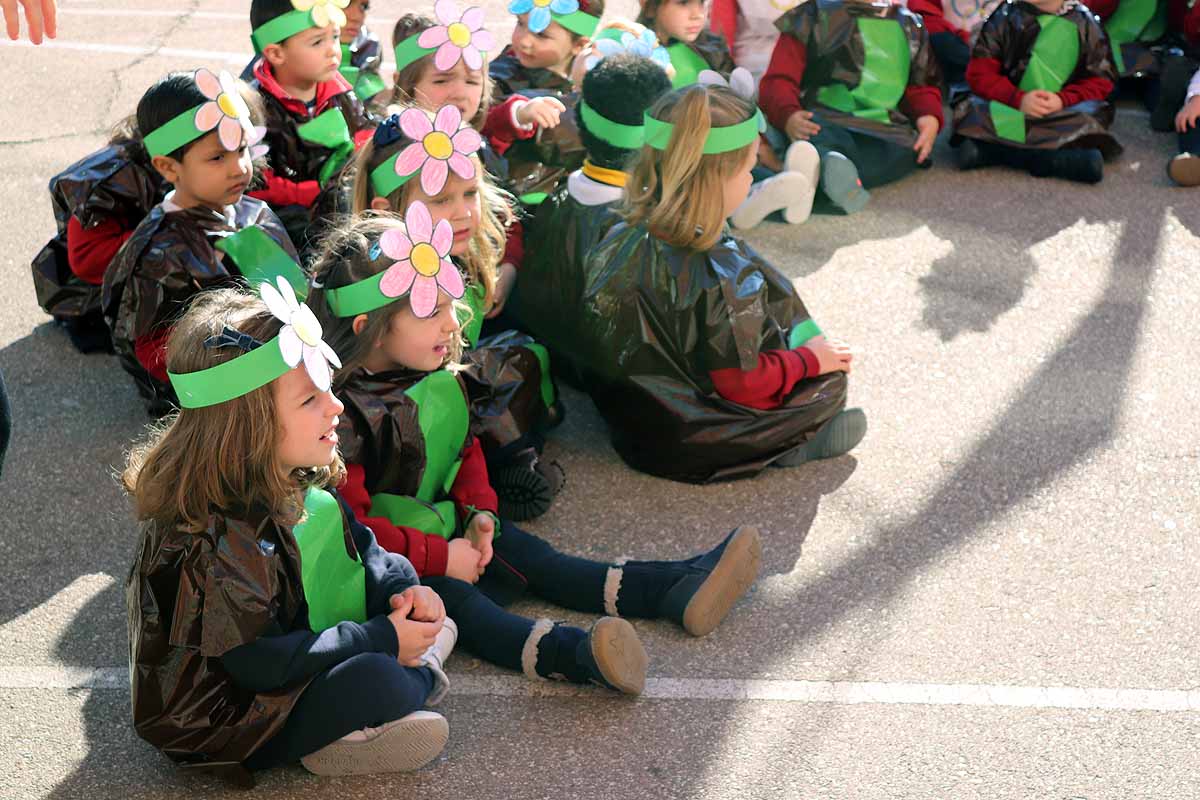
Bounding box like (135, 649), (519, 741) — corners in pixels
(272, 366), (345, 472)
(412, 61), (485, 123)
(341, 0), (369, 44)
(511, 13), (585, 75)
(650, 0), (708, 43)
(721, 138), (758, 219)
(275, 25), (343, 85)
(367, 293), (462, 373)
(155, 130), (253, 211)
(407, 168), (483, 259)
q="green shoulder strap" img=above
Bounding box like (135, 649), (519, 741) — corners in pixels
(991, 15), (1081, 143)
(523, 342), (557, 409)
(355, 71), (388, 102)
(668, 42), (712, 88)
(788, 318), (823, 349)
(293, 487), (368, 631)
(458, 283), (486, 346)
(297, 108), (355, 186)
(1105, 0), (1158, 73)
(215, 225), (309, 300)
(816, 17), (910, 122)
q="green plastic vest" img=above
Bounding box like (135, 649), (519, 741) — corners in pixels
(340, 46), (388, 102)
(989, 15), (1079, 143)
(214, 225), (309, 299)
(297, 108), (355, 186)
(1105, 0), (1166, 73)
(292, 487), (368, 631)
(459, 282), (556, 408)
(366, 370), (469, 540)
(816, 17), (910, 123)
(668, 42), (711, 88)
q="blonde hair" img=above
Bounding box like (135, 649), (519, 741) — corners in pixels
(388, 13), (492, 129)
(622, 84), (755, 251)
(122, 289), (345, 532)
(348, 114), (511, 309)
(308, 214), (469, 385)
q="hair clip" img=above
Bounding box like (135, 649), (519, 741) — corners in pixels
(373, 114), (406, 148)
(204, 326), (265, 353)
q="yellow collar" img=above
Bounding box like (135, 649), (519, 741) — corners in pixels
(582, 160), (628, 188)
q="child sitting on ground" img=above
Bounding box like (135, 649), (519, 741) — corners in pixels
(126, 285), (453, 781)
(102, 70), (305, 415)
(759, 0), (944, 215)
(578, 84), (865, 483)
(639, 0), (736, 86)
(1167, 65), (1200, 184)
(339, 0), (390, 112)
(904, 0), (1005, 86)
(952, 0), (1120, 184)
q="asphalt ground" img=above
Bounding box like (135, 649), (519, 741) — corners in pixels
(1, 2), (1199, 798)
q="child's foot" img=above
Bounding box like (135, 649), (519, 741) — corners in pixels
(419, 617), (458, 706)
(773, 407), (868, 467)
(956, 139), (984, 171)
(300, 711), (448, 775)
(492, 447), (565, 521)
(1168, 152), (1200, 186)
(785, 139), (821, 184)
(820, 152), (870, 214)
(575, 617), (647, 695)
(1049, 148), (1103, 184)
(730, 172), (815, 229)
(660, 526), (762, 637)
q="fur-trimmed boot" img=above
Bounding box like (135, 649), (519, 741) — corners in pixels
(522, 617), (647, 695)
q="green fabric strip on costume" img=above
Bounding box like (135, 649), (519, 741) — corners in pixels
(339, 64), (362, 86)
(524, 342), (556, 409)
(519, 191), (549, 206)
(369, 493), (459, 539)
(293, 487), (368, 631)
(406, 370), (469, 503)
(1105, 0), (1158, 72)
(1018, 15), (1080, 93)
(459, 283), (486, 346)
(355, 71), (388, 101)
(990, 100), (1028, 143)
(788, 319), (823, 349)
(216, 225), (309, 300)
(297, 108), (354, 186)
(816, 18), (910, 122)
(668, 42), (711, 88)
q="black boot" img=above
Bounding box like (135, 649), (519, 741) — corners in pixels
(527, 618), (646, 695)
(1151, 54), (1196, 132)
(491, 446), (566, 521)
(956, 139), (985, 171)
(1048, 149), (1104, 184)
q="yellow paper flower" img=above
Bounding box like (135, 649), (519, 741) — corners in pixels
(293, 0), (350, 29)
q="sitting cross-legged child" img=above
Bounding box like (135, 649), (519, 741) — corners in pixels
(638, 0), (737, 86)
(952, 0), (1121, 184)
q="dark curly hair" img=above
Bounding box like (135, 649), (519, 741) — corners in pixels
(577, 53), (673, 170)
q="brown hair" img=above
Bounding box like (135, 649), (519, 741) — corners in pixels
(122, 289), (345, 531)
(622, 84), (755, 251)
(307, 214), (468, 385)
(348, 113), (511, 309)
(388, 13), (492, 129)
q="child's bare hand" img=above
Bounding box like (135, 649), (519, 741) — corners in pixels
(2, 0), (56, 44)
(445, 538), (484, 583)
(805, 335), (853, 375)
(1176, 96), (1200, 132)
(786, 109), (821, 140)
(392, 587), (444, 624)
(465, 514), (495, 570)
(913, 115), (938, 163)
(517, 96), (566, 130)
(1019, 90), (1057, 118)
(391, 612), (443, 666)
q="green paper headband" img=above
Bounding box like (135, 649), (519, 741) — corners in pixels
(143, 105), (208, 157)
(553, 10), (600, 37)
(394, 35), (439, 72)
(369, 151), (421, 200)
(643, 107), (764, 155)
(579, 100), (645, 150)
(252, 8), (318, 52)
(325, 271), (391, 317)
(169, 335), (290, 408)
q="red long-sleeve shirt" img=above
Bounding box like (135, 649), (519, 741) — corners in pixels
(759, 33), (945, 134)
(483, 94), (537, 157)
(1170, 0), (1200, 45)
(965, 57), (1113, 110)
(502, 218), (525, 269)
(709, 347), (821, 410)
(338, 436), (498, 577)
(66, 216), (134, 286)
(905, 0), (972, 40)
(133, 326), (171, 384)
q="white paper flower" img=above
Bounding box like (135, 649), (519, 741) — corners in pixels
(261, 276), (342, 391)
(698, 67), (757, 102)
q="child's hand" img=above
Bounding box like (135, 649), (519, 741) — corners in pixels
(517, 96), (567, 130)
(1019, 90), (1057, 118)
(388, 598), (443, 666)
(786, 109), (821, 140)
(392, 586), (445, 624)
(1176, 96), (1200, 132)
(913, 115), (938, 163)
(465, 513), (495, 570)
(445, 538), (484, 583)
(486, 263), (518, 319)
(804, 335), (853, 375)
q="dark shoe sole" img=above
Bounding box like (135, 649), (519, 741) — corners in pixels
(681, 526), (762, 637)
(589, 617), (647, 695)
(775, 408), (868, 467)
(493, 460), (563, 521)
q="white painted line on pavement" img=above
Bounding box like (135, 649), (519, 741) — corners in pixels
(3, 667), (1198, 713)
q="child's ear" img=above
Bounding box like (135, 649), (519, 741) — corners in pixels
(571, 36), (590, 57)
(351, 314), (369, 336)
(262, 42), (287, 69)
(369, 197), (392, 211)
(150, 154), (182, 185)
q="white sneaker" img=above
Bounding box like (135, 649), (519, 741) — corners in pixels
(420, 617), (458, 705)
(785, 140), (821, 184)
(730, 171), (816, 230)
(300, 710), (448, 776)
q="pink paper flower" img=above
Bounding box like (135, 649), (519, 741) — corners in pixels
(392, 105), (482, 196)
(377, 201), (466, 318)
(193, 69), (254, 151)
(417, 0), (495, 71)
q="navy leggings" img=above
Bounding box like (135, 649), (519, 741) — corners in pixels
(1180, 125), (1200, 155)
(246, 653), (435, 769)
(809, 114), (918, 189)
(930, 31), (970, 87)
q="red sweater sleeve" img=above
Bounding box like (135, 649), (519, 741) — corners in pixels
(709, 0), (738, 48)
(502, 218), (524, 269)
(901, 84), (945, 129)
(759, 34), (809, 132)
(67, 215), (133, 286)
(967, 56), (1024, 107)
(1085, 0), (1118, 20)
(1058, 75), (1114, 107)
(709, 348), (820, 410)
(449, 437), (499, 519)
(339, 463), (450, 576)
(133, 327), (171, 384)
(484, 95), (535, 156)
(247, 168), (322, 209)
(906, 0), (964, 37)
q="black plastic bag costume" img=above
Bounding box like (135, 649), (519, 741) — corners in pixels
(951, 1), (1122, 157)
(573, 224), (848, 483)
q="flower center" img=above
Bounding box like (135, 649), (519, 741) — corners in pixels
(217, 93), (240, 119)
(533, 0), (552, 7)
(447, 22), (472, 47)
(422, 131), (454, 160)
(291, 313), (323, 347)
(410, 243), (442, 277)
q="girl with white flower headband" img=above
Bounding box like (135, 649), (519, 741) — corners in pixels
(346, 105), (567, 520)
(125, 283), (456, 780)
(306, 213), (762, 697)
(102, 69), (303, 416)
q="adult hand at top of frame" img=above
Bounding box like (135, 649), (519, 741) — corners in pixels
(2, 0), (57, 44)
